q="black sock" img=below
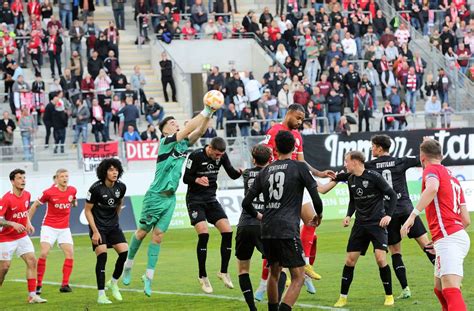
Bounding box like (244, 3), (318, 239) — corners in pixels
(279, 303), (292, 311)
(96, 252), (107, 290)
(239, 273), (256, 311)
(197, 233), (209, 278)
(391, 253), (408, 289)
(112, 251), (128, 280)
(268, 303), (279, 311)
(379, 265), (393, 295)
(341, 265), (354, 295)
(424, 246), (436, 265)
(220, 232), (233, 273)
(278, 271), (287, 303)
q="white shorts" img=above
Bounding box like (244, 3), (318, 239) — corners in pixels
(0, 236), (35, 261)
(40, 226), (74, 246)
(434, 229), (470, 278)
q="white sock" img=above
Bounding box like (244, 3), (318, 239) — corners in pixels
(304, 256), (310, 265)
(146, 269), (154, 280)
(29, 292), (36, 298)
(124, 259), (134, 269)
(340, 294), (348, 298)
(111, 278), (118, 284)
(98, 290), (106, 297)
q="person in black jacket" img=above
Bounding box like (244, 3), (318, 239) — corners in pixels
(46, 28), (63, 78)
(87, 50), (103, 80)
(42, 100), (55, 147)
(51, 98), (69, 154)
(140, 124), (159, 141)
(0, 111), (16, 152)
(327, 88), (343, 133)
(159, 52), (176, 102)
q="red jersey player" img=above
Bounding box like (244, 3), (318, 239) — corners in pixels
(0, 169), (47, 303)
(401, 139), (470, 311)
(255, 104), (335, 299)
(29, 168), (77, 295)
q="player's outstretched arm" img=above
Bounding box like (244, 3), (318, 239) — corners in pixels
(317, 180), (337, 194)
(222, 153), (242, 180)
(176, 107), (214, 142)
(297, 153), (336, 179)
(188, 116), (210, 145)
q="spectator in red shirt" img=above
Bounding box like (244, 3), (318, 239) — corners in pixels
(456, 42), (471, 74)
(293, 84), (310, 106)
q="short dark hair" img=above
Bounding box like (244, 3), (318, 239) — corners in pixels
(96, 158), (124, 182)
(252, 145), (272, 166)
(420, 139), (442, 159)
(371, 134), (391, 152)
(210, 137), (226, 152)
(287, 104), (305, 114)
(9, 169), (25, 181)
(275, 131), (295, 155)
(346, 150), (365, 163)
(159, 116), (175, 133)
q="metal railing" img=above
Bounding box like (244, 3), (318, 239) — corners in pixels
(380, 110), (474, 131)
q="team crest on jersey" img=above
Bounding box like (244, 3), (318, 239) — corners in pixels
(115, 190), (121, 198)
(191, 210), (198, 219)
(356, 188), (364, 196)
(108, 198), (115, 206)
(68, 195), (73, 202)
(362, 180), (369, 188)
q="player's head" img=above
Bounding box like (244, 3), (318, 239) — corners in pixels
(284, 104), (305, 130)
(344, 151), (365, 173)
(55, 168), (69, 188)
(97, 158), (123, 183)
(420, 138), (442, 168)
(208, 137), (226, 161)
(251, 145), (272, 167)
(9, 169), (26, 191)
(371, 134), (391, 157)
(275, 130), (295, 156)
(159, 116), (178, 136)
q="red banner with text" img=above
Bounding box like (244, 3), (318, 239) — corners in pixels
(125, 141), (160, 161)
(82, 142), (119, 172)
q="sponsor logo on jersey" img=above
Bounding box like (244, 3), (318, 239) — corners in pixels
(13, 211), (28, 219)
(362, 180), (369, 188)
(356, 188), (364, 196)
(115, 190), (120, 198)
(54, 203), (71, 209)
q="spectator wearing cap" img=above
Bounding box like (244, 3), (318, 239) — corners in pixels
(51, 96), (68, 153)
(191, 0), (207, 31)
(140, 124), (159, 141)
(145, 97), (164, 125)
(354, 86), (373, 132)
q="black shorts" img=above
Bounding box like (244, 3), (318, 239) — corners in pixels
(235, 225), (264, 261)
(347, 224), (388, 256)
(89, 225), (127, 251)
(387, 213), (427, 245)
(187, 201), (228, 226)
(262, 237), (305, 268)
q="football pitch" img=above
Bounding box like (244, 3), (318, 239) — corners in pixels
(1, 217), (473, 311)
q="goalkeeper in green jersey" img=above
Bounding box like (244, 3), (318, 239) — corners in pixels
(122, 106), (215, 296)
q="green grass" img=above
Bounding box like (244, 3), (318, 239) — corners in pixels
(1, 218), (473, 311)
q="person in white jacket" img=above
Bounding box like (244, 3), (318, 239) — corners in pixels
(341, 32), (357, 60)
(242, 72), (262, 117)
(277, 83), (294, 118)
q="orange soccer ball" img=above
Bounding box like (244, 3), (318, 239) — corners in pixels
(203, 90), (225, 110)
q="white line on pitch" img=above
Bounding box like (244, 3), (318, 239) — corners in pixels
(9, 279), (348, 311)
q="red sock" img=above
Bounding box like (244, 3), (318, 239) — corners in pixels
(309, 234), (318, 265)
(62, 259), (74, 286)
(434, 288), (448, 311)
(301, 225), (315, 258)
(27, 278), (36, 294)
(261, 259), (269, 281)
(442, 287), (467, 311)
(37, 258), (46, 287)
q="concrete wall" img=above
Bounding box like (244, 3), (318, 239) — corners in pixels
(151, 39), (274, 116)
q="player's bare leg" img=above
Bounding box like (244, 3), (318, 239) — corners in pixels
(435, 274), (466, 311)
(21, 252), (46, 303)
(335, 251), (360, 307)
(105, 243), (128, 302)
(215, 218), (234, 289)
(280, 266), (305, 310)
(300, 203), (321, 280)
(0, 260), (11, 286)
(59, 243), (74, 293)
(194, 221), (212, 293)
(267, 262), (282, 311)
(141, 228), (164, 297)
(36, 242), (51, 294)
(123, 228), (147, 286)
(374, 249), (394, 306)
(238, 259), (257, 311)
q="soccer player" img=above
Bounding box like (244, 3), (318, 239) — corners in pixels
(84, 158), (128, 304)
(335, 134), (435, 299)
(401, 139), (471, 311)
(122, 107), (215, 296)
(0, 169), (47, 303)
(29, 168), (77, 294)
(255, 103), (334, 299)
(183, 136), (242, 293)
(334, 151), (397, 308)
(242, 130), (323, 311)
